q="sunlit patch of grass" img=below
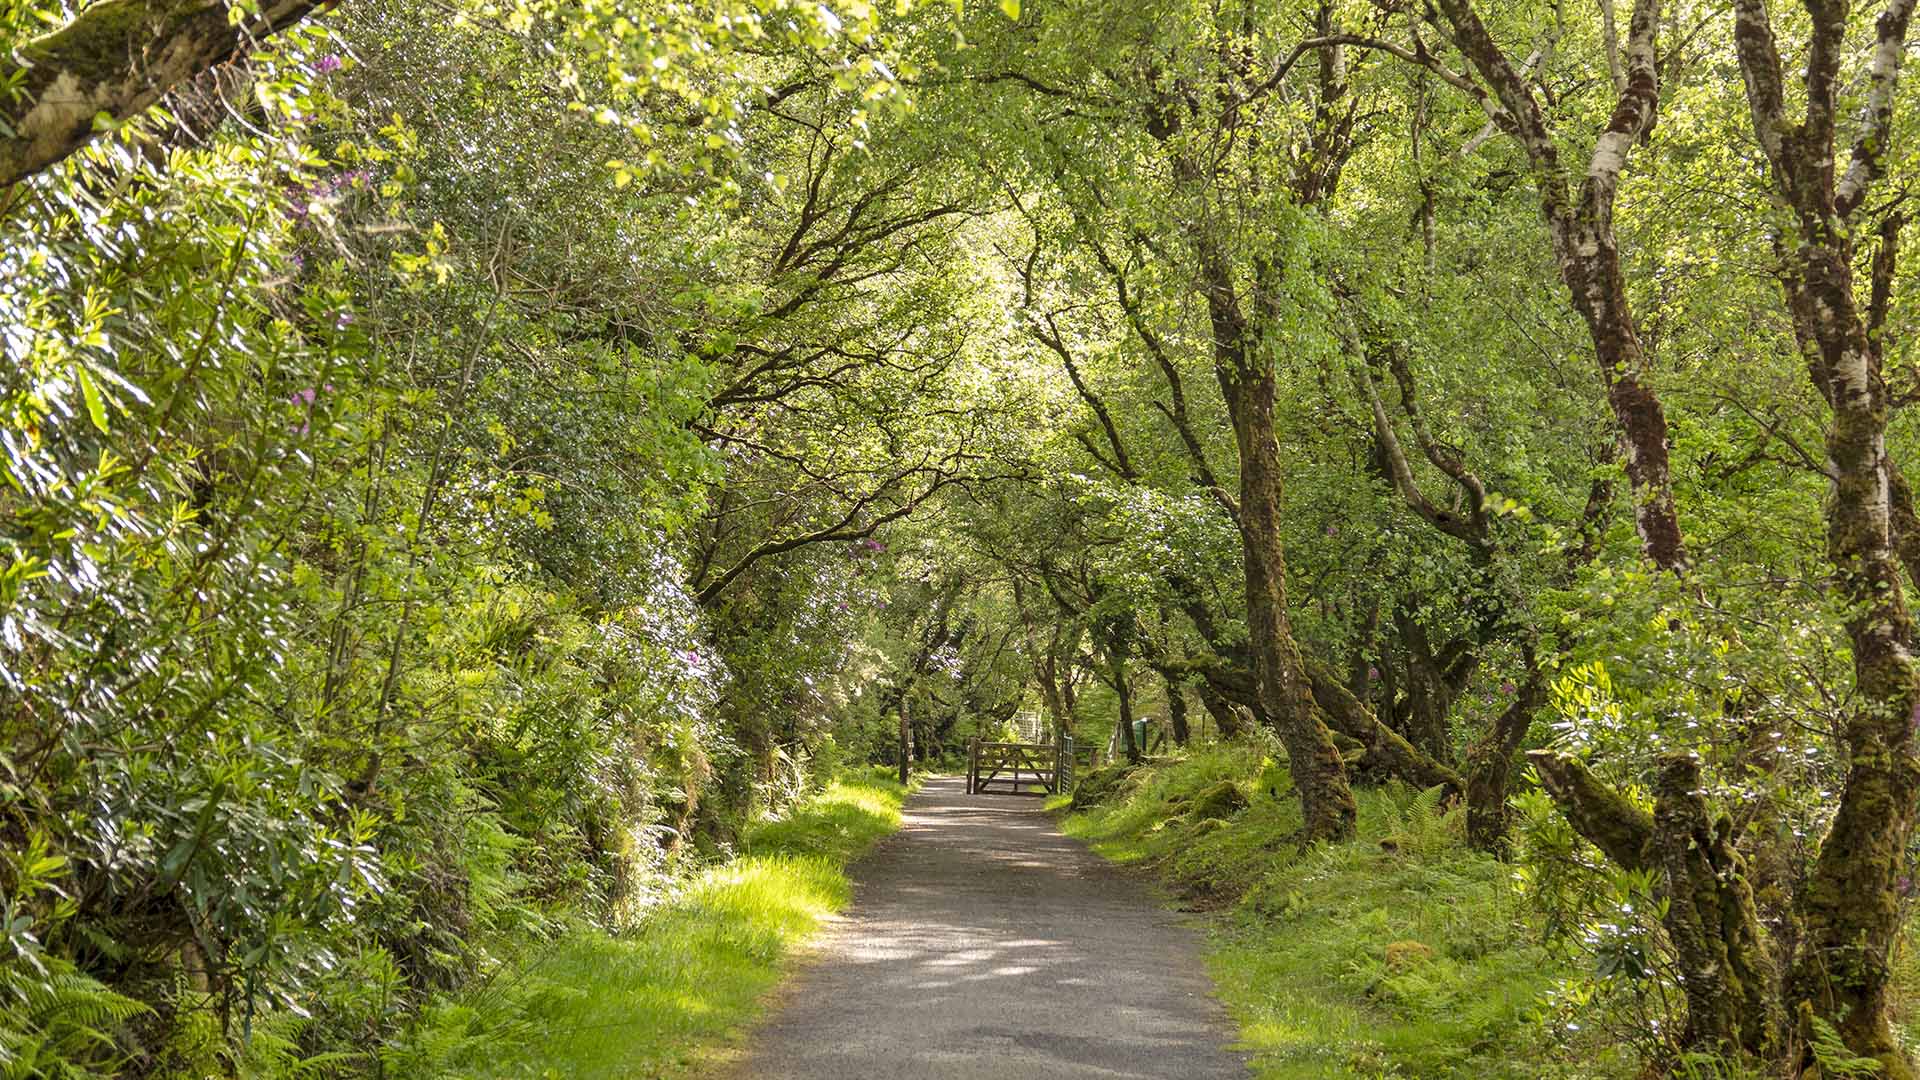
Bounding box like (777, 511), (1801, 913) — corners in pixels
(407, 772), (907, 1079)
(1061, 748), (1632, 1080)
(743, 771), (907, 859)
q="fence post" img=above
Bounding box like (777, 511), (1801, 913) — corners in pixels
(967, 737), (979, 794)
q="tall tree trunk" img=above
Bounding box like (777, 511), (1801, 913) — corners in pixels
(1113, 653), (1140, 764)
(1150, 31), (1359, 839)
(1164, 672), (1191, 747)
(1777, 238), (1920, 1074)
(1393, 609), (1453, 762)
(897, 696), (911, 788)
(1728, 0), (1920, 1065)
(1217, 353), (1357, 842)
(1013, 577), (1075, 739)
(1431, 0), (1686, 571)
(1463, 660), (1543, 852)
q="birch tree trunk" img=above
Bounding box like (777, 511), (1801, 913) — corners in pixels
(1728, 0), (1920, 1066)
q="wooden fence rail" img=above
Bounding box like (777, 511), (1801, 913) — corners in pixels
(967, 737), (1099, 796)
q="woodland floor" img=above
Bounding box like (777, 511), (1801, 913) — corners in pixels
(715, 775), (1249, 1079)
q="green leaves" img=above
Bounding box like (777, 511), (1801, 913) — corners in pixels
(73, 366), (108, 434)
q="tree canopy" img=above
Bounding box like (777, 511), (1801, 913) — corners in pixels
(8, 0), (1920, 1075)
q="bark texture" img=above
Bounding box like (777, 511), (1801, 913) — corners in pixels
(1426, 0), (1686, 571)
(1728, 0), (1920, 1068)
(1305, 660), (1464, 794)
(1163, 672), (1191, 747)
(1195, 681), (1246, 740)
(1112, 656), (1140, 764)
(1218, 351), (1356, 841)
(1462, 664), (1543, 851)
(1, 0), (325, 188)
(1649, 756), (1781, 1060)
(1530, 751), (1779, 1061)
(1196, 243), (1353, 838)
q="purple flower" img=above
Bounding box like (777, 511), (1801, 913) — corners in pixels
(332, 311), (356, 330)
(1325, 523), (1337, 536)
(1901, 876), (1914, 896)
(1501, 681), (1518, 695)
(313, 54), (343, 74)
(290, 387), (316, 406)
(1367, 665), (1380, 681)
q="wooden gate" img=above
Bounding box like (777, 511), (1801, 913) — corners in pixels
(967, 739), (1061, 796)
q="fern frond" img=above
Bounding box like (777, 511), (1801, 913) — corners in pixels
(1411, 783), (1448, 819)
(1808, 1017), (1884, 1078)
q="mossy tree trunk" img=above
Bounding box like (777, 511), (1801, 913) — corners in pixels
(1728, 0), (1920, 1068)
(1132, 22), (1359, 843)
(1195, 681), (1245, 740)
(1391, 609), (1459, 762)
(1462, 659), (1543, 853)
(1650, 756), (1782, 1058)
(1163, 672), (1191, 747)
(1431, 0), (1686, 573)
(1112, 654), (1139, 764)
(1203, 242), (1356, 841)
(1530, 751), (1780, 1061)
(1, 0), (326, 188)
(1304, 660), (1464, 794)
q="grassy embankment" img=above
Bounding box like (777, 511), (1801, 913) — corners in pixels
(403, 769), (908, 1078)
(1056, 746), (1633, 1080)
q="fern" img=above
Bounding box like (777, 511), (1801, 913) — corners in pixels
(0, 958), (147, 1080)
(236, 1010), (368, 1080)
(1381, 784), (1460, 859)
(1408, 782), (1448, 820)
(1807, 1017), (1884, 1078)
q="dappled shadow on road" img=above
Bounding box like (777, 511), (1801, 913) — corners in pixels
(724, 775), (1247, 1080)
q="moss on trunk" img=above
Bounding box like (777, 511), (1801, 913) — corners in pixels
(1532, 751), (1780, 1063)
(1, 0), (323, 187)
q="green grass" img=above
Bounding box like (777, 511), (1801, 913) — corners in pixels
(399, 770), (908, 1079)
(1061, 747), (1632, 1080)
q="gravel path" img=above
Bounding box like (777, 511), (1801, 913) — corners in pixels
(720, 775), (1249, 1079)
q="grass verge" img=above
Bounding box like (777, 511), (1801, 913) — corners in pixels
(399, 768), (908, 1079)
(1059, 746), (1631, 1080)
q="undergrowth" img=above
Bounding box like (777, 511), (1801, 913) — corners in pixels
(1059, 746), (1633, 1080)
(386, 769), (908, 1079)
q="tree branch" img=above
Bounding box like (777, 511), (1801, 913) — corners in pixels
(1527, 750), (1655, 870)
(694, 462), (963, 606)
(1835, 0), (1919, 218)
(2, 0), (328, 188)
(1306, 658), (1467, 793)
